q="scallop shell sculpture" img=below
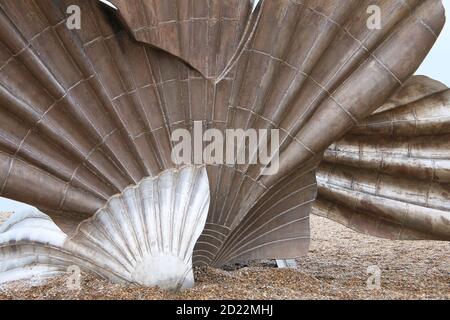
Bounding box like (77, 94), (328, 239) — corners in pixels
(314, 76), (450, 241)
(0, 0), (445, 288)
(0, 165), (209, 289)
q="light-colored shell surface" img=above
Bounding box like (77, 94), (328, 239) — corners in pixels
(0, 0), (445, 278)
(314, 76), (450, 240)
(0, 166), (210, 289)
(109, 0), (260, 80)
(0, 212), (12, 225)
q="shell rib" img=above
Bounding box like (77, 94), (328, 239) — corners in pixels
(314, 76), (450, 240)
(0, 166), (209, 289)
(0, 0), (445, 285)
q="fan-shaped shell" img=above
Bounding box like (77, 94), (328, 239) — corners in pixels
(314, 76), (450, 240)
(0, 0), (445, 286)
(0, 166), (209, 289)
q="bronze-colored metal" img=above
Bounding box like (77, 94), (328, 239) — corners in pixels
(314, 76), (450, 240)
(0, 0), (445, 286)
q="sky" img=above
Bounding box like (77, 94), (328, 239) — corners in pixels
(416, 0), (450, 86)
(0, 1), (449, 212)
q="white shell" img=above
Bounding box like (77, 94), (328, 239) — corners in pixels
(0, 166), (209, 290)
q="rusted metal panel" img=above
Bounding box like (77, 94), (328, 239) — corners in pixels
(0, 0), (445, 287)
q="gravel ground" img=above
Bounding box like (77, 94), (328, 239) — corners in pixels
(0, 215), (448, 300)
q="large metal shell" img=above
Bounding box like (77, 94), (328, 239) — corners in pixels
(314, 76), (450, 240)
(0, 0), (445, 282)
(0, 166), (210, 289)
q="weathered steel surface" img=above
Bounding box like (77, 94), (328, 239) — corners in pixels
(314, 76), (450, 241)
(0, 0), (445, 286)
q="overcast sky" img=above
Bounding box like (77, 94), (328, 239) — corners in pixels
(1, 1), (449, 212)
(416, 0), (450, 86)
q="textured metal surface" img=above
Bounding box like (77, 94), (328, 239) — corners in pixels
(314, 76), (450, 240)
(0, 166), (209, 289)
(109, 0), (259, 80)
(0, 0), (445, 280)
